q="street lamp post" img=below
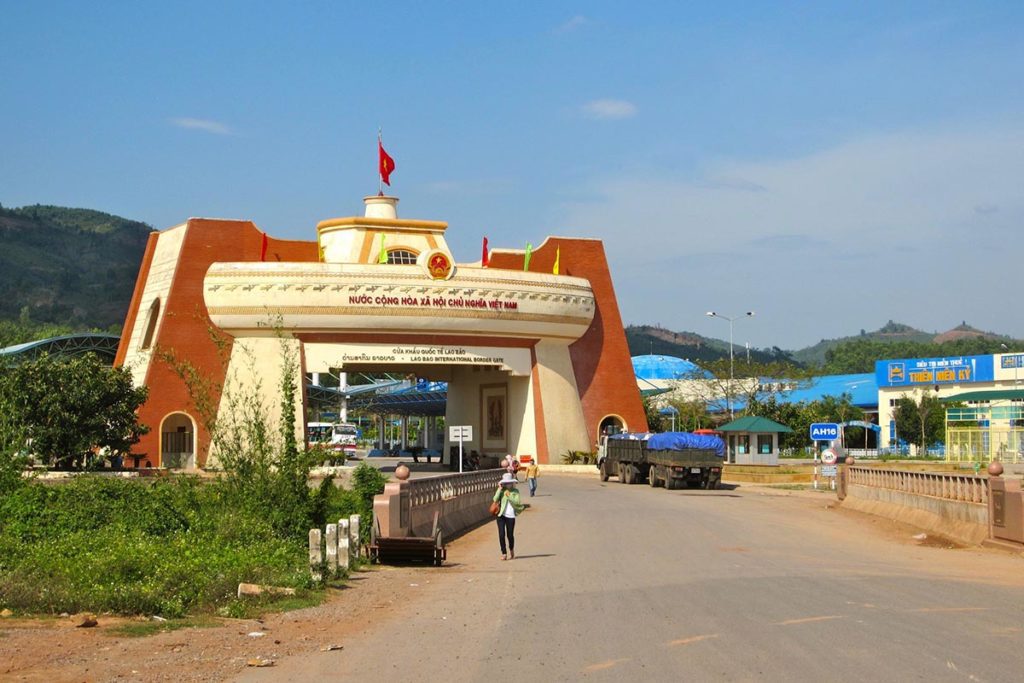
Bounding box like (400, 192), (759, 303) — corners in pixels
(706, 310), (755, 419)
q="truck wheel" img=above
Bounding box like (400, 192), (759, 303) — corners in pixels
(623, 464), (634, 485)
(665, 474), (675, 491)
(648, 467), (658, 487)
(708, 477), (720, 490)
(599, 460), (610, 482)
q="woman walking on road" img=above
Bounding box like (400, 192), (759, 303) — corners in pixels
(493, 472), (525, 560)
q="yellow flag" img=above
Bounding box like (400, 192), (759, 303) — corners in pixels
(552, 246), (560, 275)
(378, 234), (387, 264)
(523, 242), (533, 271)
(317, 232), (324, 262)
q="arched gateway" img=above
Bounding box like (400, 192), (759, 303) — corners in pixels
(115, 194), (646, 467)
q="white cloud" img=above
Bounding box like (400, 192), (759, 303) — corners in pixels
(169, 117), (233, 135)
(555, 123), (1024, 347)
(580, 99), (638, 121)
(556, 15), (588, 33)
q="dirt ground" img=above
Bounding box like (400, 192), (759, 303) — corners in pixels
(0, 525), (493, 683)
(1, 483), (1019, 682)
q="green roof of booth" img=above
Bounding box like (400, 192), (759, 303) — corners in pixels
(718, 416), (793, 433)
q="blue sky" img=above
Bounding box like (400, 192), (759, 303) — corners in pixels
(2, 1), (1023, 349)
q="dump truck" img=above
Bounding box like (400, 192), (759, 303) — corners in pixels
(596, 432), (726, 490)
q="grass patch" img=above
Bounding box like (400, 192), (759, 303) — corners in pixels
(767, 483), (835, 492)
(0, 465), (385, 618)
(217, 592), (325, 620)
(107, 615), (221, 638)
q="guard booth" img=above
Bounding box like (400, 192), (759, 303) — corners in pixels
(718, 416), (793, 465)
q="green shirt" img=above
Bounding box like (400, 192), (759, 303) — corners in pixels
(493, 487), (525, 516)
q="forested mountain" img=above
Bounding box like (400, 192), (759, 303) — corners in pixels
(0, 204), (152, 331)
(627, 321), (1020, 375)
(789, 320), (934, 366)
(625, 325), (794, 366)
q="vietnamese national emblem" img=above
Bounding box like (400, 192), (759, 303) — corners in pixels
(427, 252), (454, 280)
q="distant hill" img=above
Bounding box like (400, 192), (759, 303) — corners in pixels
(0, 204), (152, 330)
(790, 320), (935, 366)
(792, 320), (1012, 367)
(625, 325), (789, 366)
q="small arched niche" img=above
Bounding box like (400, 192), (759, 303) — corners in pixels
(160, 412), (196, 469)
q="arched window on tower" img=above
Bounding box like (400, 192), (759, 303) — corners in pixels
(140, 298), (160, 350)
(386, 249), (418, 265)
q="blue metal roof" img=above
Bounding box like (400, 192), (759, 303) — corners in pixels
(0, 333), (121, 365)
(779, 373), (878, 408)
(632, 354), (712, 380)
(347, 380), (449, 416)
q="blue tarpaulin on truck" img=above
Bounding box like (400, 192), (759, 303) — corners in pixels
(647, 432), (725, 457)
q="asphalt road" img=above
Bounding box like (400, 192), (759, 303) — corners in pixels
(240, 475), (1024, 682)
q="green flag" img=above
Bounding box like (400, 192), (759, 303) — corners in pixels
(523, 242), (533, 271)
(378, 234), (387, 264)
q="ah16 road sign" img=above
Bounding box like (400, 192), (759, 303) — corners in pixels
(809, 422), (840, 441)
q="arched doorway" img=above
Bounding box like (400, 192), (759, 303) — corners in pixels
(598, 414), (626, 438)
(160, 412), (196, 469)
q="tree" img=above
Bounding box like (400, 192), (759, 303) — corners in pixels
(0, 353), (149, 469)
(678, 358), (814, 423)
(644, 394), (711, 433)
(893, 392), (945, 453)
(747, 393), (866, 451)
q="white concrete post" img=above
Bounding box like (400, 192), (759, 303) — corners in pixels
(325, 523), (338, 576)
(337, 519), (350, 572)
(309, 528), (322, 582)
(349, 514), (361, 559)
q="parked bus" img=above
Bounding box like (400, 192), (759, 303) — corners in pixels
(307, 422), (359, 456)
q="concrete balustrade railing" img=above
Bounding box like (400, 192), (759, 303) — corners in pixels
(375, 469), (505, 541)
(846, 466), (988, 504)
(840, 463), (991, 545)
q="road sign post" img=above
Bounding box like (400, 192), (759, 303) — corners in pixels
(809, 423), (840, 442)
(809, 424), (840, 490)
(820, 448), (839, 490)
(449, 425), (473, 473)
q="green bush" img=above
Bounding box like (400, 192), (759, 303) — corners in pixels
(0, 472), (375, 617)
(560, 449), (597, 465)
(0, 326), (390, 617)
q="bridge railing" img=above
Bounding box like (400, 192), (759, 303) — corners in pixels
(846, 466), (988, 504)
(405, 469), (505, 507)
(374, 469), (505, 541)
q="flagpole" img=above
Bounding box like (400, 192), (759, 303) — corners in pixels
(377, 128), (383, 196)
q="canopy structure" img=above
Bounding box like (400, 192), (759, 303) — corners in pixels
(632, 354), (712, 380)
(306, 379), (404, 409)
(637, 376), (672, 398)
(0, 333), (120, 365)
(939, 389), (1024, 403)
(348, 381), (449, 417)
